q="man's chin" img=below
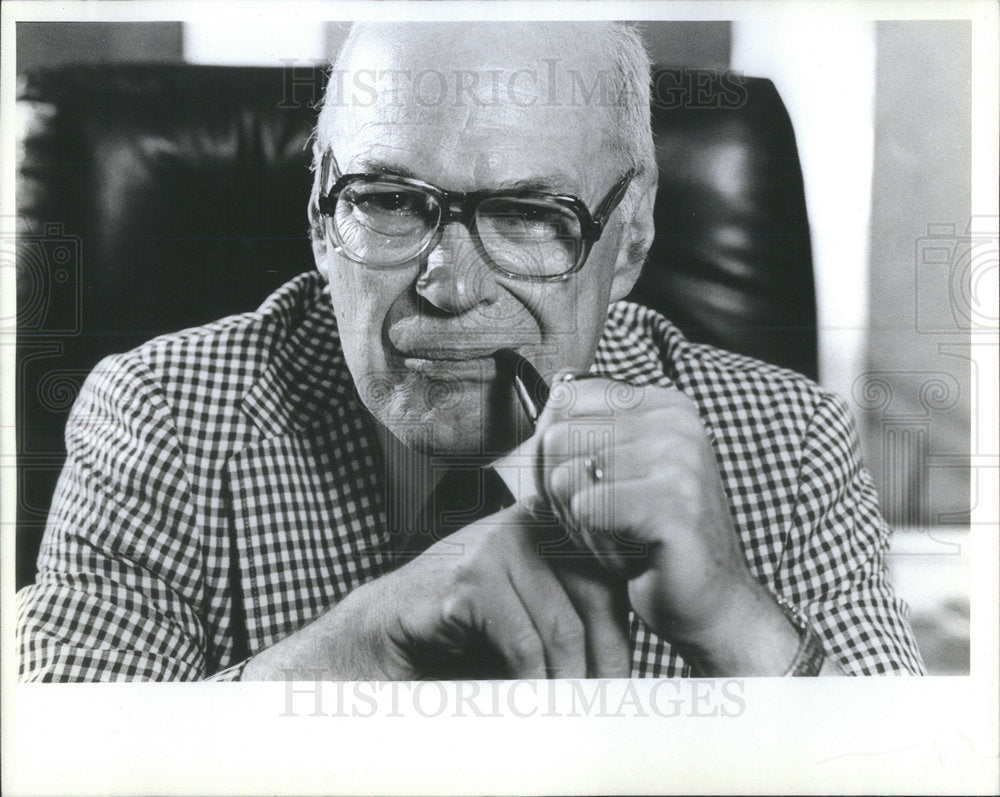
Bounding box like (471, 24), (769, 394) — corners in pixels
(359, 376), (523, 457)
(382, 414), (517, 458)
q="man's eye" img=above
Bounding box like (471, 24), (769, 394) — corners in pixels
(493, 205), (545, 227)
(521, 206), (551, 221)
(362, 191), (420, 213)
(486, 203), (572, 239)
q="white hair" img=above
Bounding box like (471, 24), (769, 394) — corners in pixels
(308, 21), (656, 241)
(599, 22), (657, 178)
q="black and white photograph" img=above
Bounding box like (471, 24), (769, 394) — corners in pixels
(2, 1), (997, 794)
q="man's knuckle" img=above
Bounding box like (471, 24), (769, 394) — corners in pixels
(438, 592), (466, 628)
(509, 634), (544, 669)
(547, 612), (585, 651)
(450, 556), (486, 593)
(549, 463), (569, 497)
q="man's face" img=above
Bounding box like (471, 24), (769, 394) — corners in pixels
(314, 24), (639, 456)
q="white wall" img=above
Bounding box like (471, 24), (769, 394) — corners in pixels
(183, 19), (327, 65)
(864, 22), (972, 528)
(731, 18), (877, 409)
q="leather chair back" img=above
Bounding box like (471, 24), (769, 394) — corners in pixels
(16, 64), (815, 587)
(634, 67), (816, 377)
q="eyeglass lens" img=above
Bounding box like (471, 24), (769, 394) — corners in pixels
(331, 180), (583, 278)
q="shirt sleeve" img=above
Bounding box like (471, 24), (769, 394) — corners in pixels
(16, 352), (241, 682)
(775, 391), (926, 675)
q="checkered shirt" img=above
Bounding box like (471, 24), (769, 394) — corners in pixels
(17, 271), (926, 680)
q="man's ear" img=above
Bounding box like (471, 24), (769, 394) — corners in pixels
(608, 174), (658, 302)
(308, 195), (330, 278)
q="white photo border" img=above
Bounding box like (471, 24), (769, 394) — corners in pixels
(1, 2), (997, 795)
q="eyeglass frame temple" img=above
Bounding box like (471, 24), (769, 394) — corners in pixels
(587, 168), (638, 239)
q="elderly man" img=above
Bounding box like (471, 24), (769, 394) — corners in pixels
(17, 22), (924, 680)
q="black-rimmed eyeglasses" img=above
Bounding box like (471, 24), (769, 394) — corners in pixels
(317, 153), (635, 282)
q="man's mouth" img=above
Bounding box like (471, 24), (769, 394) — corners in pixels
(386, 309), (536, 367)
(396, 348), (501, 377)
(397, 346), (501, 360)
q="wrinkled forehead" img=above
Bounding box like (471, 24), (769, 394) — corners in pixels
(321, 22), (620, 189)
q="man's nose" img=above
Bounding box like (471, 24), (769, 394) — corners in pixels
(415, 222), (499, 313)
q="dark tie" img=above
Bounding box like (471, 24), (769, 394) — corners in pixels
(392, 466), (515, 561)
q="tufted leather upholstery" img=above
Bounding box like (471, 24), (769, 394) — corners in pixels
(15, 64), (815, 587)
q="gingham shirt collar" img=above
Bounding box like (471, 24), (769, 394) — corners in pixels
(239, 283), (353, 437)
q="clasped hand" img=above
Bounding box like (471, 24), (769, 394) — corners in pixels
(529, 376), (764, 660)
(247, 377), (777, 680)
(371, 376), (766, 678)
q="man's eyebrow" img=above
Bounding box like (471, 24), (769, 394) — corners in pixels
(496, 175), (578, 194)
(355, 158), (420, 179)
(355, 159), (578, 194)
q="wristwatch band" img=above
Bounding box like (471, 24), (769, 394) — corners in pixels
(774, 594), (826, 676)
